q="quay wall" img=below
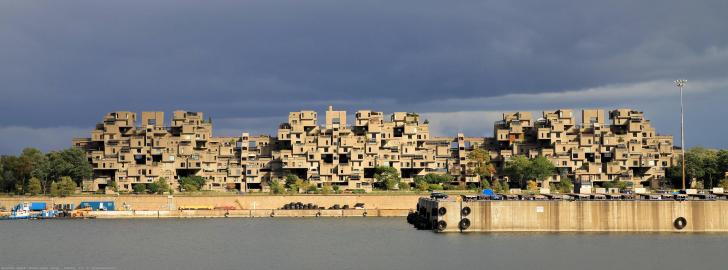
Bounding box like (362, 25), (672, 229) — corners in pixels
(428, 200), (728, 232)
(0, 194), (421, 213)
(90, 209), (410, 218)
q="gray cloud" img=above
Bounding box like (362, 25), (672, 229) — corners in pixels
(1, 0), (726, 154)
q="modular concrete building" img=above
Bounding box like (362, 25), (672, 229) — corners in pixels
(73, 107), (675, 193)
(493, 109), (675, 189)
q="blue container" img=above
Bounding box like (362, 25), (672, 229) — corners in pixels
(77, 201), (115, 211)
(29, 202), (47, 211)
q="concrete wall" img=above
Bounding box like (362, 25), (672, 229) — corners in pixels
(431, 200), (728, 232)
(0, 195), (421, 211)
(90, 209), (410, 218)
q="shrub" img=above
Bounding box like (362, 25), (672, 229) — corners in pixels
(415, 179), (429, 192)
(427, 184), (444, 191)
(527, 180), (538, 193)
(481, 179), (491, 189)
(133, 183), (147, 194)
(720, 178), (728, 190)
(269, 180), (285, 194)
(178, 176), (205, 192)
(559, 177), (573, 193)
(149, 177), (171, 194)
(108, 181), (119, 192)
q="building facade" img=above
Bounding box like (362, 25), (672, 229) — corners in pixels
(73, 107), (675, 193)
(493, 109), (675, 189)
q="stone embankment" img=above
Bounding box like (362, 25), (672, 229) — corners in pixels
(0, 194), (420, 218)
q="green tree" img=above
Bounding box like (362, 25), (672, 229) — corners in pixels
(559, 177), (574, 193)
(332, 185), (340, 193)
(50, 181), (60, 197)
(149, 177), (171, 194)
(28, 177), (42, 195)
(414, 178), (429, 192)
(52, 176), (76, 197)
(178, 176), (206, 192)
(467, 148), (492, 176)
(1, 156), (20, 192)
(504, 155), (555, 188)
(503, 156), (532, 188)
(492, 179), (505, 193)
(530, 156), (556, 182)
(718, 150), (728, 175)
(321, 185), (333, 194)
(0, 159), (4, 192)
(668, 147), (722, 188)
(269, 180), (285, 194)
(285, 174), (300, 188)
(414, 173), (453, 185)
(719, 179), (728, 190)
(108, 180), (119, 192)
(133, 183), (147, 194)
(9, 148), (44, 193)
(480, 179), (491, 190)
(374, 166), (401, 190)
(46, 148), (93, 186)
(25, 149), (50, 193)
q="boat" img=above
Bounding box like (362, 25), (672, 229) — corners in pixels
(4, 202), (38, 219)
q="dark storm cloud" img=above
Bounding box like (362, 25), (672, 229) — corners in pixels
(1, 0), (727, 154)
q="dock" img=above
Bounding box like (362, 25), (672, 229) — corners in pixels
(410, 195), (728, 232)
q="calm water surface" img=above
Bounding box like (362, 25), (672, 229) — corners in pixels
(0, 218), (725, 270)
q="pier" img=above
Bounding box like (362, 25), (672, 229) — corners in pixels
(411, 196), (728, 232)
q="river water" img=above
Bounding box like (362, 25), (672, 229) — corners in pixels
(0, 218), (724, 270)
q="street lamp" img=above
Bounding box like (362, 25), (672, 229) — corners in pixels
(674, 79), (687, 191)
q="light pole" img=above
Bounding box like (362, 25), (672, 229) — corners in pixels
(674, 79), (687, 191)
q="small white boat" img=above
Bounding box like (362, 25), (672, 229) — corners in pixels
(9, 202), (34, 219)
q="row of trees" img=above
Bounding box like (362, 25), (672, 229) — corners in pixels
(666, 147), (728, 189)
(269, 175), (342, 194)
(127, 177), (174, 194)
(0, 148), (92, 195)
(467, 148), (557, 189)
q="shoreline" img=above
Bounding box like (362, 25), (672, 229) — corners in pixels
(0, 194), (420, 218)
(89, 209), (409, 219)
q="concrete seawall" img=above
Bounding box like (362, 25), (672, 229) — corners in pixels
(90, 209), (409, 218)
(0, 194), (420, 218)
(419, 199), (728, 232)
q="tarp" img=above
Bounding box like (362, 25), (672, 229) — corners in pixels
(482, 189), (495, 196)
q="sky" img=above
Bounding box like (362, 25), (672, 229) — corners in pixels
(1, 0), (727, 154)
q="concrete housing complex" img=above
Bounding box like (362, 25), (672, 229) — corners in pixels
(73, 107), (675, 193)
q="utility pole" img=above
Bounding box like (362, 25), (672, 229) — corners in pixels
(674, 79), (687, 191)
